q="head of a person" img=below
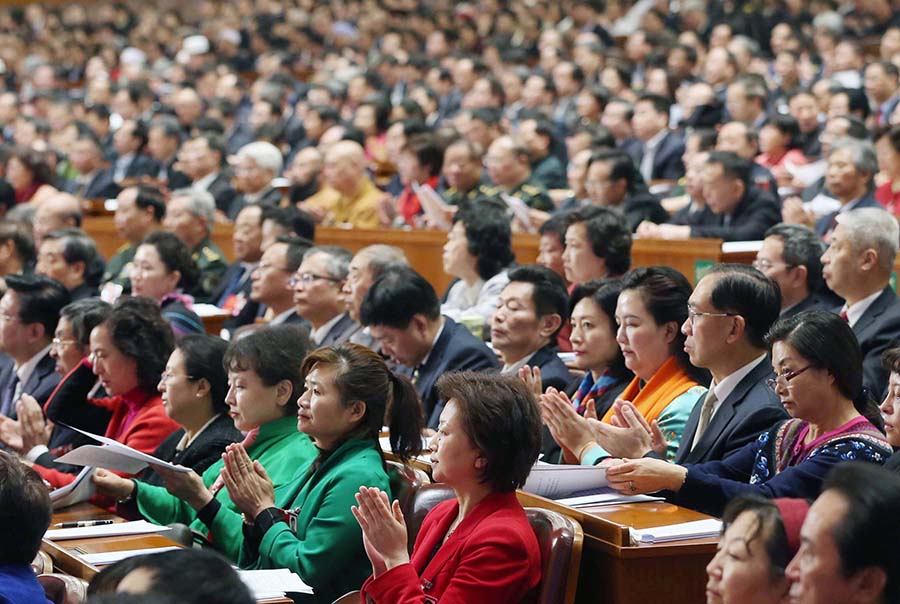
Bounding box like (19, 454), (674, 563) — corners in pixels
(92, 297), (175, 396)
(562, 206), (632, 285)
(880, 347), (900, 448)
(484, 135), (531, 189)
(180, 133), (227, 181)
(250, 235), (310, 309)
(568, 278), (630, 379)
(6, 146), (52, 192)
(684, 264), (781, 371)
(725, 76), (768, 124)
(702, 151), (751, 215)
(585, 148), (636, 207)
(291, 245), (351, 327)
(788, 90), (820, 134)
(825, 138), (877, 204)
(759, 114), (800, 155)
(52, 298), (111, 376)
(875, 124), (900, 182)
(147, 116), (182, 162)
(827, 87), (871, 122)
(69, 130), (105, 175)
(321, 140), (367, 196)
(786, 463), (900, 604)
(715, 121), (757, 161)
(397, 133), (445, 186)
(113, 118), (147, 156)
(222, 324), (310, 431)
(159, 334), (228, 428)
(537, 211), (575, 281)
(0, 273), (69, 361)
(756, 224), (825, 309)
(631, 93), (671, 142)
(491, 264), (568, 363)
(707, 494), (807, 604)
(601, 97), (634, 141)
(361, 266), (442, 368)
(260, 205), (316, 248)
(442, 138), (484, 194)
(231, 141), (282, 194)
(114, 185), (166, 244)
(431, 371), (541, 492)
(0, 221), (35, 274)
(821, 208), (899, 300)
(298, 343), (424, 459)
(232, 204), (264, 263)
(163, 189), (216, 249)
(285, 146), (323, 191)
(0, 450), (52, 565)
(33, 192), (82, 246)
(617, 266), (694, 382)
(131, 231), (199, 301)
(444, 203), (514, 282)
(820, 115), (869, 157)
(36, 228), (101, 291)
(342, 244), (407, 322)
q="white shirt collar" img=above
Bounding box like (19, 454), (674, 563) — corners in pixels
(269, 307), (297, 325)
(501, 351), (536, 375)
(193, 172), (220, 192)
(844, 289), (884, 327)
(311, 313), (345, 345)
(16, 344), (52, 386)
(644, 128), (668, 151)
(709, 354), (768, 416)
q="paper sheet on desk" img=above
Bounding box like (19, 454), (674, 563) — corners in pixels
(522, 463), (607, 499)
(54, 423), (191, 474)
(46, 520), (170, 541)
(556, 489), (663, 508)
(629, 518), (722, 544)
(80, 546), (181, 566)
(49, 466), (96, 510)
(239, 569), (314, 597)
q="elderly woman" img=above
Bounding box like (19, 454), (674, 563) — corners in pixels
(131, 231), (203, 336)
(706, 494), (808, 604)
(219, 343), (424, 603)
(606, 311), (891, 516)
(441, 203), (516, 334)
(353, 371), (542, 604)
(92, 325), (317, 561)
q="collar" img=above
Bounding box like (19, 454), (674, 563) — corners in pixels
(418, 318), (446, 368)
(254, 414), (303, 446)
(501, 350), (538, 374)
(838, 193), (870, 213)
(843, 288), (884, 327)
(644, 128), (668, 151)
(176, 413), (224, 452)
(311, 312), (345, 345)
(193, 172), (220, 191)
(710, 354), (767, 412)
(15, 344), (52, 385)
(269, 307), (297, 325)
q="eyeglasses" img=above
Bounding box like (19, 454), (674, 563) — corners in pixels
(289, 273), (342, 287)
(752, 259), (796, 272)
(51, 338), (78, 348)
(766, 366), (811, 391)
(160, 370), (197, 383)
(686, 306), (739, 325)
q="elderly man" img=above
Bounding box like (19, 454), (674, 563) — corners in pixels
(821, 207), (900, 398)
(724, 75), (769, 130)
(813, 138), (881, 241)
(483, 135), (554, 210)
(285, 146), (322, 204)
(102, 185), (166, 294)
(342, 244), (408, 349)
(36, 228), (102, 301)
(247, 235), (311, 329)
(754, 224), (829, 318)
(302, 141), (383, 228)
(63, 131), (117, 200)
(32, 191), (82, 246)
(163, 189), (227, 302)
(179, 133), (237, 214)
(441, 138), (493, 206)
(228, 141), (284, 220)
(209, 204), (263, 318)
(292, 245), (357, 345)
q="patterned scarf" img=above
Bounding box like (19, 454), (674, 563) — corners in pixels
(572, 369), (620, 416)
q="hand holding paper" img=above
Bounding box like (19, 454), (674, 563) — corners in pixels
(54, 423), (190, 474)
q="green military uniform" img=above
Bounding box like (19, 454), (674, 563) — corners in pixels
(484, 179), (555, 212)
(102, 243), (138, 290)
(530, 154), (568, 190)
(443, 182), (496, 206)
(191, 237), (228, 303)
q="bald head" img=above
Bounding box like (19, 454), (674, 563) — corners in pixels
(485, 135), (531, 189)
(323, 141), (367, 195)
(33, 193), (82, 245)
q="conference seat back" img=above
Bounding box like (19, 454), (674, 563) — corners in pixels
(38, 573), (89, 604)
(31, 550), (53, 574)
(385, 459), (431, 551)
(524, 507), (584, 604)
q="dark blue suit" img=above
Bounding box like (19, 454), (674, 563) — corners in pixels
(814, 193), (881, 239)
(623, 131), (686, 181)
(689, 187), (781, 241)
(836, 286), (900, 399)
(413, 317), (500, 427)
(317, 313), (359, 347)
(0, 350), (59, 420)
(524, 344), (572, 392)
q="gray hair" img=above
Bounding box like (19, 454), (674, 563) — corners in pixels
(235, 141), (283, 175)
(170, 188), (216, 234)
(836, 208), (900, 273)
(42, 227), (102, 284)
(764, 223), (825, 292)
(828, 137), (878, 176)
(357, 244), (408, 281)
(813, 11), (843, 34)
(302, 245), (352, 281)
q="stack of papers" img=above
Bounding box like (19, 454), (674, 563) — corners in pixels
(522, 462), (607, 499)
(46, 520), (170, 541)
(55, 424), (191, 474)
(629, 519), (722, 544)
(555, 490), (663, 508)
(238, 569), (314, 598)
(80, 546), (181, 566)
(49, 466), (96, 510)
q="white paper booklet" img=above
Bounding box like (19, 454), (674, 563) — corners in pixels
(500, 193), (537, 233)
(521, 462), (607, 499)
(80, 546), (181, 566)
(413, 182), (452, 230)
(46, 520), (170, 541)
(55, 423), (190, 474)
(238, 569), (314, 598)
(556, 489), (663, 508)
(629, 518), (723, 544)
(49, 466), (96, 510)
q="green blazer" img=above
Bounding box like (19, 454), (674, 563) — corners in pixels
(236, 437), (390, 604)
(136, 416), (317, 561)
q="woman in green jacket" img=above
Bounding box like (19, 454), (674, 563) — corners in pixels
(218, 343), (424, 604)
(92, 325), (318, 561)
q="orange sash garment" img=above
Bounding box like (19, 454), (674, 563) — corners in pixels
(601, 356), (700, 424)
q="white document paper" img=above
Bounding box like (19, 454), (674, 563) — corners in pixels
(500, 193), (537, 233)
(45, 520), (171, 541)
(556, 490), (663, 508)
(720, 240), (764, 254)
(784, 159), (826, 187)
(55, 423), (190, 474)
(413, 182), (452, 230)
(803, 193), (841, 218)
(239, 569), (314, 597)
(80, 546), (181, 566)
(50, 466), (96, 510)
(521, 463), (607, 499)
(629, 518), (723, 544)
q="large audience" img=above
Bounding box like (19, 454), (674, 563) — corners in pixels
(1, 0), (900, 603)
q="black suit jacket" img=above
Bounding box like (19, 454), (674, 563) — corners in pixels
(413, 317), (501, 427)
(525, 345), (572, 392)
(36, 381), (112, 476)
(205, 172), (238, 214)
(227, 187), (282, 220)
(886, 449), (900, 472)
(317, 313), (359, 347)
(814, 194), (881, 238)
(124, 154), (162, 180)
(64, 169), (119, 200)
(673, 358), (788, 465)
(689, 187), (781, 241)
(0, 350), (60, 420)
(780, 294), (828, 320)
(624, 131), (686, 181)
(842, 286), (900, 399)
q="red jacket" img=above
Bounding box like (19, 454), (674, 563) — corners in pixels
(360, 491), (541, 604)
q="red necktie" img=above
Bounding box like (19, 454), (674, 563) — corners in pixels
(840, 310), (849, 322)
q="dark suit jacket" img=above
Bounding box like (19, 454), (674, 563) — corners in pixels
(209, 262), (254, 308)
(317, 313), (359, 347)
(843, 286), (900, 399)
(415, 317), (501, 427)
(205, 172), (238, 214)
(525, 344), (572, 392)
(886, 449), (900, 472)
(815, 194), (881, 238)
(780, 294), (828, 320)
(0, 350), (60, 420)
(124, 153), (162, 180)
(689, 186), (781, 241)
(622, 188), (669, 232)
(227, 187), (282, 220)
(673, 358), (788, 465)
(624, 130), (686, 181)
(64, 169), (118, 200)
(35, 381), (111, 476)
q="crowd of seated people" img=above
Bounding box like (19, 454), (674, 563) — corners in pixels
(2, 1), (900, 603)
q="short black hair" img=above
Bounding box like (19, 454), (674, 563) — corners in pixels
(275, 235), (314, 272)
(105, 297), (175, 393)
(403, 133), (445, 178)
(42, 227), (104, 286)
(507, 264), (569, 339)
(177, 334), (229, 414)
(706, 150), (751, 186)
(569, 206), (632, 276)
(538, 209), (576, 244)
(588, 148), (638, 192)
(134, 184), (167, 222)
(140, 231), (200, 293)
(0, 451), (51, 564)
(262, 205), (316, 241)
(453, 204), (515, 280)
(569, 278), (630, 380)
(4, 273), (70, 339)
(703, 264), (782, 349)
(763, 224), (825, 292)
(60, 298), (111, 347)
(720, 493), (793, 579)
(636, 92), (672, 117)
(0, 220), (35, 266)
(360, 265), (440, 328)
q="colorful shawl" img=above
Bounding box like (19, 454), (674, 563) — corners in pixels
(603, 356), (699, 424)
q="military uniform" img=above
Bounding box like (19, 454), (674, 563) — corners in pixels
(191, 238), (228, 304)
(484, 179), (554, 212)
(101, 243), (137, 292)
(442, 182), (496, 206)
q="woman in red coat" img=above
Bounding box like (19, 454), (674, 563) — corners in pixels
(352, 371), (543, 604)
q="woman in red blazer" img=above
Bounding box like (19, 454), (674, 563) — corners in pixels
(352, 371), (543, 604)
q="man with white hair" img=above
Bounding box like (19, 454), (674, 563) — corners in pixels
(342, 244), (408, 348)
(227, 141), (284, 220)
(821, 207), (900, 398)
(815, 138), (881, 241)
(163, 188), (227, 302)
(302, 140), (383, 228)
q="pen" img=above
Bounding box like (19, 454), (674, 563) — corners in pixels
(54, 520), (115, 528)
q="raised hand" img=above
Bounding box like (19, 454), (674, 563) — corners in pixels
(221, 443), (275, 518)
(351, 485), (409, 576)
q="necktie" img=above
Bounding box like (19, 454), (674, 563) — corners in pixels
(690, 389), (718, 451)
(216, 265), (246, 307)
(209, 427), (259, 496)
(840, 309), (849, 323)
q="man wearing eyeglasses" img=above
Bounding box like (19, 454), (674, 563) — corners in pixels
(247, 236), (311, 330)
(754, 223), (831, 319)
(291, 245), (358, 346)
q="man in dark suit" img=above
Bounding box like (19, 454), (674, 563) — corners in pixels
(292, 245), (357, 346)
(622, 93), (685, 182)
(754, 224), (830, 319)
(243, 236), (311, 334)
(63, 131), (118, 200)
(227, 141), (284, 220)
(822, 207), (900, 399)
(148, 116), (190, 190)
(814, 139), (881, 241)
(361, 266), (499, 428)
(491, 265), (571, 391)
(209, 204), (263, 319)
(0, 275), (69, 421)
(584, 149), (669, 232)
(110, 119), (161, 185)
(179, 133), (237, 215)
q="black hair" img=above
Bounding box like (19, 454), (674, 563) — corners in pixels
(133, 185), (167, 222)
(762, 114), (801, 150)
(763, 224), (825, 293)
(360, 265), (440, 328)
(403, 133), (445, 178)
(262, 205), (316, 241)
(60, 298), (112, 347)
(720, 493), (793, 579)
(453, 204), (515, 281)
(0, 221), (35, 266)
(8, 146), (54, 186)
(588, 147), (639, 192)
(569, 206), (632, 276)
(104, 297), (175, 394)
(307, 103), (340, 124)
(359, 93), (392, 133)
(42, 227), (104, 287)
(0, 451), (51, 564)
(703, 264), (782, 349)
(176, 334), (229, 414)
(706, 150), (752, 186)
(636, 92), (672, 117)
(569, 278), (631, 381)
(139, 231), (200, 293)
(4, 273), (70, 339)
(832, 87), (871, 120)
(506, 264), (569, 339)
(538, 210), (576, 244)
